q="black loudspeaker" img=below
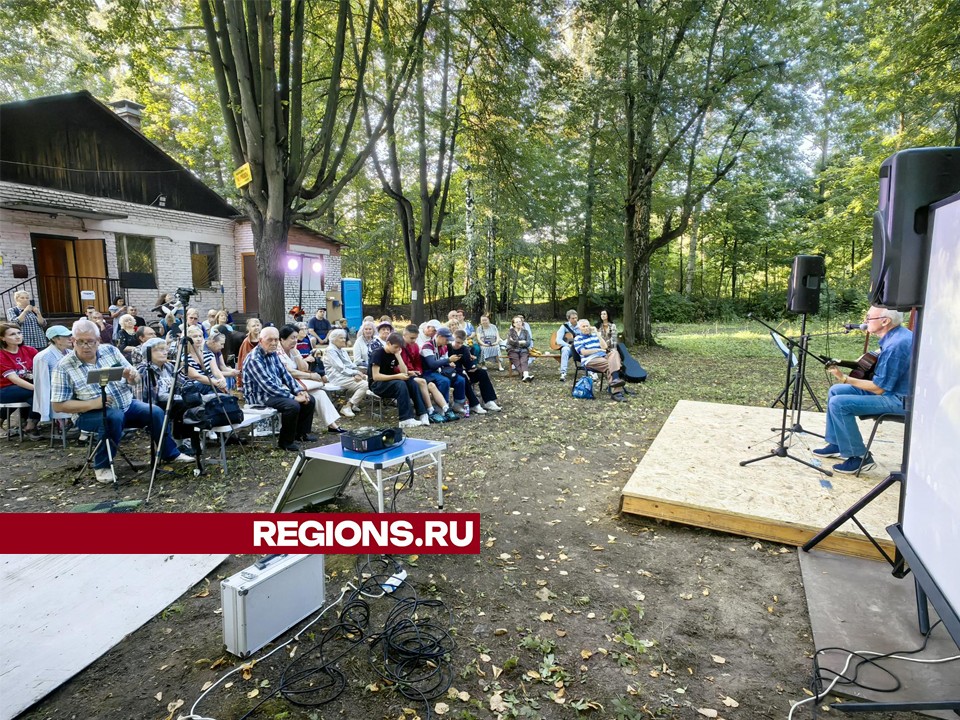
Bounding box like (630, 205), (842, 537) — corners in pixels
(871, 147), (960, 309)
(786, 254), (825, 315)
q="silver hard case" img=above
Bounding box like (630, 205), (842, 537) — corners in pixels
(221, 553), (326, 657)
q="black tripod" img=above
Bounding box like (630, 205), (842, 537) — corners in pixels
(741, 313), (832, 476)
(73, 369), (139, 486)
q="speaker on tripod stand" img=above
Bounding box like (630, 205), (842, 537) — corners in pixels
(786, 255), (825, 315)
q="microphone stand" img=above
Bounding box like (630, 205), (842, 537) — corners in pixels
(741, 313), (831, 476)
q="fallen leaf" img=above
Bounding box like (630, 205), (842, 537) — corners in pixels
(581, 649), (593, 660)
(166, 699), (184, 713)
(458, 690), (470, 702)
(752, 542), (763, 550)
(479, 653), (491, 663)
(434, 701), (449, 715)
(246, 688), (259, 699)
(489, 693), (508, 712)
(711, 654), (726, 664)
(555, 629), (567, 637)
(209, 656), (228, 670)
(154, 692), (162, 701)
(535, 587), (553, 601)
(539, 611), (554, 622)
(697, 709), (718, 718)
(492, 665), (502, 680)
(723, 696), (740, 707)
(200, 681), (213, 692)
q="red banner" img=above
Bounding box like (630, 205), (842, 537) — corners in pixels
(0, 513), (481, 554)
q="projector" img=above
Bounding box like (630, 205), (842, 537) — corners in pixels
(341, 426), (404, 454)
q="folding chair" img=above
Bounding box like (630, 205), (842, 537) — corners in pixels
(856, 412), (906, 477)
(569, 349), (606, 397)
(0, 402), (30, 442)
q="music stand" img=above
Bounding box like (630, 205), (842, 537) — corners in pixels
(74, 367), (136, 487)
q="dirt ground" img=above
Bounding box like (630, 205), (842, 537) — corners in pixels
(4, 333), (913, 720)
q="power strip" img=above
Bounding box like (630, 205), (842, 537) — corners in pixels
(381, 568), (407, 593)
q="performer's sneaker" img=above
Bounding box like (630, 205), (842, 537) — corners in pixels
(94, 468), (116, 484)
(833, 454), (875, 474)
(812, 444), (842, 458)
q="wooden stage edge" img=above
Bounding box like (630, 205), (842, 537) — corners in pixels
(618, 400), (903, 562)
(619, 494), (895, 561)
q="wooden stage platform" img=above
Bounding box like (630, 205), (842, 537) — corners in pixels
(619, 400), (905, 560)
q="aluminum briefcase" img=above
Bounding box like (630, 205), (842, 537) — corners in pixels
(221, 553), (326, 657)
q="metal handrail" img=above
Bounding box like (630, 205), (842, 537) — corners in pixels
(2, 275), (121, 318)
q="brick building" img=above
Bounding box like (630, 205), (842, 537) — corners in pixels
(0, 92), (342, 323)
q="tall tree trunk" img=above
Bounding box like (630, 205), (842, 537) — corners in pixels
(578, 109), (601, 318)
(684, 202), (701, 296)
(730, 235), (739, 300)
(550, 231), (559, 319)
(484, 215), (497, 319)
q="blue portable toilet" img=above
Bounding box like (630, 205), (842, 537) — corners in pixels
(341, 278), (363, 333)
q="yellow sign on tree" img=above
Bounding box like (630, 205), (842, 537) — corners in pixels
(233, 162), (252, 188)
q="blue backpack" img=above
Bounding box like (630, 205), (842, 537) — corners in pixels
(572, 375), (594, 399)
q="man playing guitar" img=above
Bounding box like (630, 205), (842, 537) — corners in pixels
(552, 309), (579, 381)
(813, 306), (913, 474)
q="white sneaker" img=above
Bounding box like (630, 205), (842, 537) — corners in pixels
(559, 373), (566, 381)
(451, 402), (467, 416)
(169, 453), (195, 463)
(471, 404), (487, 414)
(340, 404), (355, 418)
(399, 418), (422, 428)
(419, 413), (430, 426)
(483, 401), (502, 412)
(79, 431), (91, 443)
(94, 467), (115, 484)
(206, 431), (218, 441)
(522, 371), (531, 381)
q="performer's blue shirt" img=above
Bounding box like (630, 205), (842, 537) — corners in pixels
(873, 324), (913, 398)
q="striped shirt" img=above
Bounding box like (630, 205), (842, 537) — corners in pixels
(185, 348), (217, 378)
(242, 346), (300, 406)
(51, 344), (134, 411)
(573, 332), (605, 361)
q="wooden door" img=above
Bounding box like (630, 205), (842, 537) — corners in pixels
(242, 253), (259, 314)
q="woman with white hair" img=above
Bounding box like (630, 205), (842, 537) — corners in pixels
(352, 321), (377, 369)
(323, 328), (368, 417)
(6, 290), (47, 350)
(278, 324), (344, 433)
(115, 313), (140, 359)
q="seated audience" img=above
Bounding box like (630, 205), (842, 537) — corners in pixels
(136, 337), (197, 456)
(506, 315), (534, 382)
(184, 307), (207, 339)
(307, 307), (332, 347)
(367, 332), (422, 429)
(88, 310), (114, 345)
(32, 325), (75, 426)
(555, 309), (580, 381)
(476, 315), (503, 370)
(202, 309), (219, 333)
(295, 323), (313, 357)
(127, 306), (147, 328)
(451, 329), (502, 412)
(243, 326), (317, 451)
(115, 313), (140, 359)
(370, 321), (393, 355)
(183, 325), (228, 393)
(214, 310), (233, 332)
(421, 327), (466, 418)
(323, 329), (370, 418)
(573, 318), (626, 401)
(6, 290), (47, 349)
(0, 321), (42, 437)
(127, 325), (157, 366)
(598, 309), (618, 349)
(52, 319), (191, 483)
(205, 331), (239, 390)
(352, 321), (377, 369)
(401, 324), (451, 424)
(417, 319), (442, 347)
(235, 317), (262, 389)
(277, 324), (343, 434)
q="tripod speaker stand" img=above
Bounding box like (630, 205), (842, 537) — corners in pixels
(741, 313), (831, 476)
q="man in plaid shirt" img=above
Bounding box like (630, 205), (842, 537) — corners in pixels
(52, 319), (191, 484)
(242, 326), (317, 452)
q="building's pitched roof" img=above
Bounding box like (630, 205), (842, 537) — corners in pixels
(0, 91), (236, 218)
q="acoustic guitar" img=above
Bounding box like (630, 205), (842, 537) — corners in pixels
(549, 324), (576, 351)
(822, 351), (879, 380)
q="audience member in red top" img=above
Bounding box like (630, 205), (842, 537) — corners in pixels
(0, 321), (42, 436)
(236, 317), (262, 390)
(401, 324), (450, 424)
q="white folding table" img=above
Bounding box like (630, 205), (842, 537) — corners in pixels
(272, 437), (447, 513)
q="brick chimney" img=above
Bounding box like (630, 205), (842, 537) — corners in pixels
(107, 99), (146, 130)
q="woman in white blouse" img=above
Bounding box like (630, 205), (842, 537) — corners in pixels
(352, 320), (377, 369)
(279, 324), (344, 433)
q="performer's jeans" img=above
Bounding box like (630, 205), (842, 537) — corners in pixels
(823, 384), (905, 458)
(76, 399), (179, 469)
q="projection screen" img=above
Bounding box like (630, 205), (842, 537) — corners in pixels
(901, 193), (960, 622)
